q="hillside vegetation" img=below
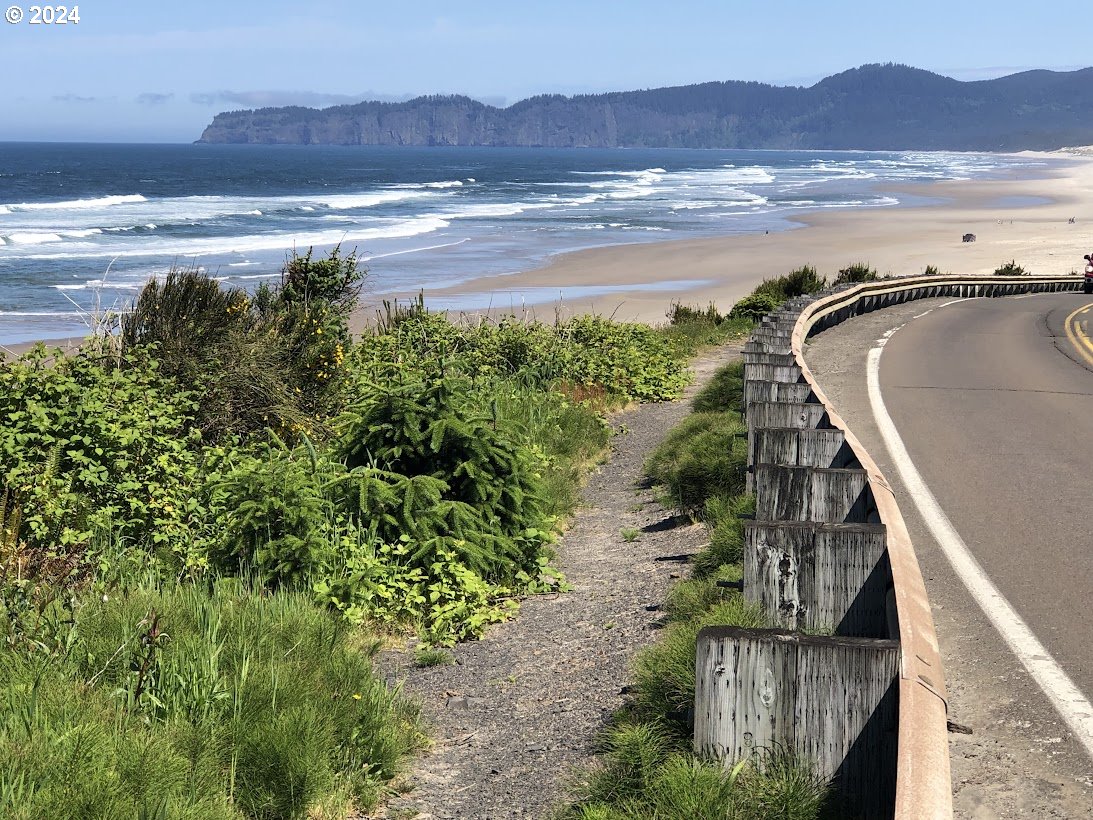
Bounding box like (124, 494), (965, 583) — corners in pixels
(0, 249), (756, 818)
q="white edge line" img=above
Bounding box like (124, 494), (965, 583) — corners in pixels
(867, 344), (1093, 757)
(938, 297), (972, 308)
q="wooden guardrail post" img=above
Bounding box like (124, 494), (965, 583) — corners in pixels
(742, 521), (891, 637)
(753, 464), (876, 523)
(741, 381), (815, 417)
(751, 427), (855, 470)
(695, 627), (900, 819)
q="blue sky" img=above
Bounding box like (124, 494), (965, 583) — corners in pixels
(2, 0), (1091, 142)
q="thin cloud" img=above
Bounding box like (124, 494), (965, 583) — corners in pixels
(52, 94), (99, 103)
(190, 90), (404, 108)
(137, 92), (175, 106)
(190, 89), (507, 110)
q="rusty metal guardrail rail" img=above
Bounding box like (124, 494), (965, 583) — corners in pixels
(693, 274), (1081, 819)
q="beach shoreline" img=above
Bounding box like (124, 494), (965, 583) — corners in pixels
(5, 151), (1092, 355)
(350, 151), (1093, 328)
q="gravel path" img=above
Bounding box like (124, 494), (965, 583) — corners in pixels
(374, 346), (740, 820)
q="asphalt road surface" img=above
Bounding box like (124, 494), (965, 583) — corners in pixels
(804, 291), (1093, 818)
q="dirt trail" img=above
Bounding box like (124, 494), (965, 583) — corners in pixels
(374, 347), (739, 819)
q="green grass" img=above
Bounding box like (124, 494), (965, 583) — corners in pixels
(644, 412), (748, 513)
(691, 359), (745, 414)
(413, 647), (456, 668)
(0, 582), (422, 820)
(568, 723), (829, 820)
(621, 528), (641, 543)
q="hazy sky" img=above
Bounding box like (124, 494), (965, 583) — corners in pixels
(2, 0), (1091, 143)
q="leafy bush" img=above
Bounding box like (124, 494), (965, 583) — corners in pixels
(727, 292), (781, 322)
(994, 259), (1028, 276)
(355, 309), (690, 403)
(832, 262), (878, 285)
(0, 346), (202, 562)
(339, 372), (547, 569)
(752, 266), (827, 301)
(924, 264), (942, 276)
(212, 442), (334, 585)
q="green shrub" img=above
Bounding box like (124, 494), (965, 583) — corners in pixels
(727, 292), (781, 322)
(212, 442), (335, 585)
(666, 302), (726, 326)
(752, 266), (827, 301)
(355, 310), (690, 403)
(832, 262), (878, 285)
(994, 259), (1028, 276)
(924, 264), (941, 276)
(338, 372), (548, 573)
(122, 250), (364, 443)
(0, 346), (203, 563)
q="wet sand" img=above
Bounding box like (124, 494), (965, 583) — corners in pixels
(351, 151), (1093, 327)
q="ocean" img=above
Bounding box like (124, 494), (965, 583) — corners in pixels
(0, 143), (1054, 344)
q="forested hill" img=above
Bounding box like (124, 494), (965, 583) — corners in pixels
(196, 64), (1093, 151)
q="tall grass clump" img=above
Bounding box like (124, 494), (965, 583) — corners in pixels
(644, 413), (748, 513)
(122, 246), (365, 441)
(752, 265), (827, 301)
(661, 302), (753, 355)
(0, 582), (422, 819)
(993, 259), (1028, 276)
(832, 262), (878, 285)
(691, 358), (744, 413)
(729, 265), (827, 321)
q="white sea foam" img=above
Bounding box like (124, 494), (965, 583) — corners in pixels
(361, 237), (472, 261)
(319, 190), (435, 209)
(392, 180), (463, 190)
(6, 232), (64, 245)
(0, 310), (82, 317)
(20, 214), (452, 261)
(3, 194), (148, 211)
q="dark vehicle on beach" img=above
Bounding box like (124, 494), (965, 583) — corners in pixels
(1084, 254), (1093, 294)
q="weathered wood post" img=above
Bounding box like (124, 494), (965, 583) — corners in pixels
(741, 381), (815, 418)
(753, 464), (876, 524)
(742, 521), (891, 637)
(694, 628), (900, 819)
(745, 404), (831, 491)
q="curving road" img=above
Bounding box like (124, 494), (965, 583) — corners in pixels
(880, 294), (1093, 698)
(804, 291), (1093, 817)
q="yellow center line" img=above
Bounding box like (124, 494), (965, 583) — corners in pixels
(1064, 302), (1093, 367)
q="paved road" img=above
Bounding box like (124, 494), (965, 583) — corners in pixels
(804, 292), (1093, 818)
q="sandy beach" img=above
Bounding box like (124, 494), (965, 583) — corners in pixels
(6, 152), (1093, 358)
(352, 151), (1093, 328)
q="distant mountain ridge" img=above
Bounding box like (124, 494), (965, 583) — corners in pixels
(196, 64), (1093, 151)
